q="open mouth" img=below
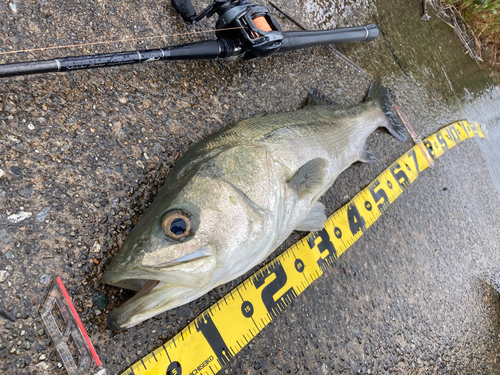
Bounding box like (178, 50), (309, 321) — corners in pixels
(103, 247), (211, 289)
(106, 278), (167, 331)
(105, 277), (162, 295)
(104, 245), (218, 330)
(133, 279), (161, 300)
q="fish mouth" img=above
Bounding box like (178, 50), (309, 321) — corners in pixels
(121, 279), (160, 296)
(103, 269), (211, 329)
(103, 248), (217, 330)
(105, 277), (212, 331)
(106, 278), (162, 331)
(104, 245), (215, 287)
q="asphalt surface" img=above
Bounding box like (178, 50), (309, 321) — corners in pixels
(1, 0), (500, 374)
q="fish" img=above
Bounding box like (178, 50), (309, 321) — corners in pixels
(103, 79), (408, 330)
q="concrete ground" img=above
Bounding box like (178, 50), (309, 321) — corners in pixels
(1, 0), (499, 374)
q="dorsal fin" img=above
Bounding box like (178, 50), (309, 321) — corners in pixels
(250, 111), (268, 118)
(306, 89), (336, 106)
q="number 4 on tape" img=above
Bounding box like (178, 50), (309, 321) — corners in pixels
(40, 277), (105, 375)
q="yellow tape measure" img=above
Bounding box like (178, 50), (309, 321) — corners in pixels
(121, 120), (485, 375)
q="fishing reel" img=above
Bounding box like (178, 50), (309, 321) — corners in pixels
(171, 0), (283, 58)
(0, 0), (379, 78)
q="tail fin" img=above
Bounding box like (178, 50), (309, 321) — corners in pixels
(367, 79), (409, 142)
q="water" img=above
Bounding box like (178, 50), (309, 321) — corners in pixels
(303, 0), (500, 199)
(463, 86), (500, 199)
(299, 0), (500, 372)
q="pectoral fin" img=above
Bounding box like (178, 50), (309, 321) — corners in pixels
(288, 158), (329, 199)
(295, 201), (327, 232)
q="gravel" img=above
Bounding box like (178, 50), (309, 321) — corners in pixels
(0, 0), (499, 374)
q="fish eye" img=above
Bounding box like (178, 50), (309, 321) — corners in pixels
(162, 211), (195, 240)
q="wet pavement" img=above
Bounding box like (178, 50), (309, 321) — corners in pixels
(1, 0), (500, 374)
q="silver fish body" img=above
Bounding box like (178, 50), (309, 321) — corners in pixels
(103, 80), (408, 330)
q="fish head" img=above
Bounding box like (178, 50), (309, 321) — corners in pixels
(103, 167), (268, 330)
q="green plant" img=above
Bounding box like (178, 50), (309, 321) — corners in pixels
(447, 0), (500, 64)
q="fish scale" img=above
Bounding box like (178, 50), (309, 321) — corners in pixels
(104, 79), (409, 330)
(256, 101), (386, 179)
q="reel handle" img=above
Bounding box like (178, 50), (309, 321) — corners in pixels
(171, 0), (197, 22)
(171, 0), (236, 23)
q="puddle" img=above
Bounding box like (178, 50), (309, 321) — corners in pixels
(463, 86), (500, 199)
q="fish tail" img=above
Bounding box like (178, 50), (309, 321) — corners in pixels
(368, 79), (409, 142)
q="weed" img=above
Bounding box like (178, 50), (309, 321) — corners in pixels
(446, 0), (500, 64)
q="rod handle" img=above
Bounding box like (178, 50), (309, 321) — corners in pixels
(279, 24), (379, 52)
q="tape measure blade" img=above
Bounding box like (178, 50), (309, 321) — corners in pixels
(120, 121), (485, 375)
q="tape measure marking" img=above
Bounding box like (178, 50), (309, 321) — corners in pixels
(121, 121), (485, 375)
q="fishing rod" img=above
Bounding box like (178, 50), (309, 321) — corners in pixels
(0, 0), (379, 78)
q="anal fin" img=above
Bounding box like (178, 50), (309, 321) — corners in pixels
(295, 201), (327, 232)
(359, 144), (377, 163)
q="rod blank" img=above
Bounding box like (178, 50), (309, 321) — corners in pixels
(0, 40), (223, 78)
(0, 23), (379, 78)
